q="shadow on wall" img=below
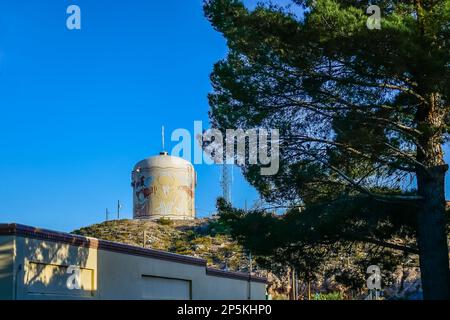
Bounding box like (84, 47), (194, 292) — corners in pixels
(0, 238), (15, 300)
(20, 238), (96, 299)
(0, 245), (13, 279)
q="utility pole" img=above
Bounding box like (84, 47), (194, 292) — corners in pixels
(308, 279), (311, 300)
(290, 266), (298, 300)
(293, 268), (298, 300)
(247, 251), (253, 300)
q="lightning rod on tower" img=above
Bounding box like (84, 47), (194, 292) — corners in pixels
(162, 125), (165, 152)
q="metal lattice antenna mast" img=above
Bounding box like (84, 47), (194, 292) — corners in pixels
(221, 164), (232, 203)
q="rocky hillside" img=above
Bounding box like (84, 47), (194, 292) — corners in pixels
(72, 218), (251, 272)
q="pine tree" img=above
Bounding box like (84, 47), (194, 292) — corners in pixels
(204, 0), (450, 299)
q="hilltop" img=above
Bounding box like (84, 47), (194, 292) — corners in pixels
(72, 218), (250, 272)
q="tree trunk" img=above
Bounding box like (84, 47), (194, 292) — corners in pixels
(415, 91), (450, 299)
(416, 165), (450, 299)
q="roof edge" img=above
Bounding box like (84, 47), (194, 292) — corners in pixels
(0, 223), (205, 267)
(206, 267), (267, 284)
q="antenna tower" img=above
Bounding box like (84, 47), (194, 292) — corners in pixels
(221, 164), (232, 203)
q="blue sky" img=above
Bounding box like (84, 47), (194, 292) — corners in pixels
(0, 0), (449, 232)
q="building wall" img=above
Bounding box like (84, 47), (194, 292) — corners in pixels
(202, 275), (264, 300)
(0, 226), (266, 300)
(0, 236), (14, 300)
(95, 246), (205, 299)
(14, 236), (98, 300)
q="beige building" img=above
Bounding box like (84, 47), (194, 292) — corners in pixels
(0, 223), (266, 300)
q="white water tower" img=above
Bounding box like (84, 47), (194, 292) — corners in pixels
(131, 152), (196, 220)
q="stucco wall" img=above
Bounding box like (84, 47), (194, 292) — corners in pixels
(202, 275), (266, 300)
(14, 236), (98, 300)
(95, 247), (204, 299)
(0, 236), (14, 300)
(0, 230), (266, 300)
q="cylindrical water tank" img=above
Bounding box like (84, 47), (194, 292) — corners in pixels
(131, 152), (196, 220)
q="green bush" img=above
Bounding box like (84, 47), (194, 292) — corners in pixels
(313, 292), (344, 300)
(157, 218), (173, 226)
(205, 219), (230, 236)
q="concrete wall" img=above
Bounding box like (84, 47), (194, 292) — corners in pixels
(0, 225), (266, 300)
(202, 275), (266, 300)
(0, 236), (14, 300)
(95, 245), (205, 299)
(14, 236), (98, 300)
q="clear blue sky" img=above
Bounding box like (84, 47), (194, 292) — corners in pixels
(0, 1), (448, 232)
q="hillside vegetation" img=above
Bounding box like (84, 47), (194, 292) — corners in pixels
(72, 218), (250, 272)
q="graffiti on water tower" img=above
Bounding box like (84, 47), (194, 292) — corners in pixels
(133, 168), (194, 218)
